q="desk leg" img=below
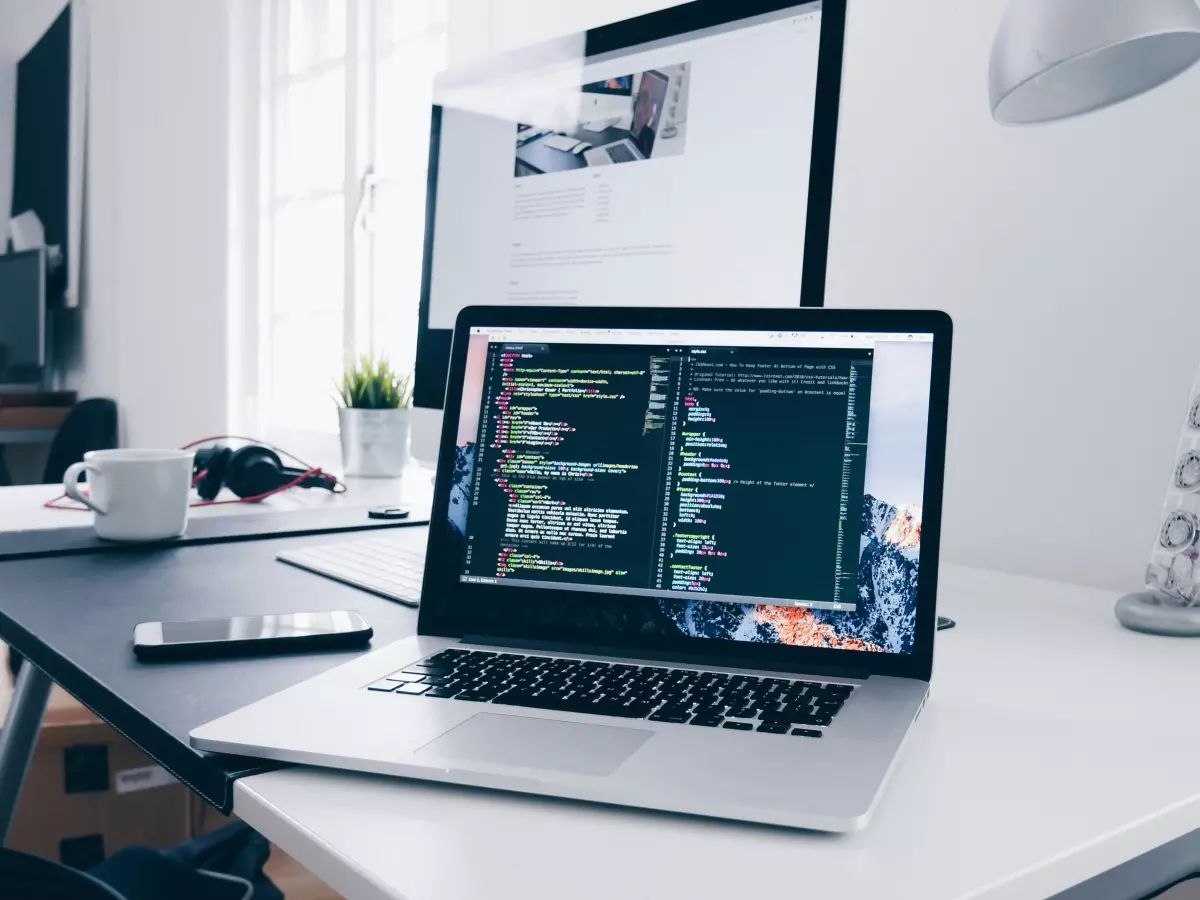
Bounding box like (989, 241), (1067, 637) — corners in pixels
(0, 662), (51, 844)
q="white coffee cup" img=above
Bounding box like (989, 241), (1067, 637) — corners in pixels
(63, 449), (195, 541)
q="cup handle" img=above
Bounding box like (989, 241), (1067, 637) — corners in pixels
(63, 462), (106, 515)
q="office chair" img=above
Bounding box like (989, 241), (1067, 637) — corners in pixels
(0, 847), (126, 900)
(41, 398), (118, 485)
(0, 823), (278, 900)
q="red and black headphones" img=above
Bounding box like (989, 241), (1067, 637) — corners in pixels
(190, 442), (340, 501)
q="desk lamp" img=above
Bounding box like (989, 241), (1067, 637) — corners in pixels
(989, 0), (1200, 634)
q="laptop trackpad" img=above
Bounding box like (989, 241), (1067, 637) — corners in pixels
(415, 713), (652, 776)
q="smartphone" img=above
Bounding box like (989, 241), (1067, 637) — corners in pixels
(133, 610), (372, 661)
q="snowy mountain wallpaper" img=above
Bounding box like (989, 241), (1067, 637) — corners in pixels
(656, 494), (920, 653)
(447, 442), (476, 538)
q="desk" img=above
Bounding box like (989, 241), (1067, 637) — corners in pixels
(230, 566), (1200, 900)
(514, 125), (628, 176)
(0, 472), (432, 822)
(2, 478), (1199, 900)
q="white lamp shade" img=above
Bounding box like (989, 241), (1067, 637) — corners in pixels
(990, 0), (1200, 124)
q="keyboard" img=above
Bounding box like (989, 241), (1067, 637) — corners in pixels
(605, 143), (639, 164)
(368, 648), (854, 737)
(278, 535), (425, 607)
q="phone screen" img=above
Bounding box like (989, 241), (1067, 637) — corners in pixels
(158, 611), (367, 644)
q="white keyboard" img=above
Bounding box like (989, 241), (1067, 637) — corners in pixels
(277, 534), (426, 607)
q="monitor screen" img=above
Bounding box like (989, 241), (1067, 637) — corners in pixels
(417, 1), (839, 406)
(444, 323), (934, 656)
(0, 250), (46, 379)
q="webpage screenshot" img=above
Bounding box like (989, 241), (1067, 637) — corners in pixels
(427, 2), (825, 329)
(448, 327), (934, 655)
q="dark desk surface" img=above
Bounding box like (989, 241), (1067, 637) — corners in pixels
(514, 124), (628, 175)
(0, 527), (425, 813)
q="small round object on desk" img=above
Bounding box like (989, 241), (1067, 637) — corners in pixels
(1114, 590), (1200, 636)
(368, 506), (410, 520)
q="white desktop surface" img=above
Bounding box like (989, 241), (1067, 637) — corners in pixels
(230, 565), (1200, 900)
(0, 468), (434, 534)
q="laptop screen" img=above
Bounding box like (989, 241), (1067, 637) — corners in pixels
(446, 325), (934, 656)
(629, 70), (670, 158)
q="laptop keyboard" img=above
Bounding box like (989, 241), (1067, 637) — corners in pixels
(606, 143), (638, 164)
(368, 648), (854, 736)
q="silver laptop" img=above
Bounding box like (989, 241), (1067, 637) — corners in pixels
(192, 306), (953, 832)
(583, 69), (670, 167)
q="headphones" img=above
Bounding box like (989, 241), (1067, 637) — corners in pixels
(192, 443), (340, 501)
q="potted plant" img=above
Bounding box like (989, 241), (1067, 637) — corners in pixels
(335, 355), (414, 478)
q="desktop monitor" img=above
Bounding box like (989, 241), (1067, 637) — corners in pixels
(415, 0), (847, 408)
(0, 249), (47, 382)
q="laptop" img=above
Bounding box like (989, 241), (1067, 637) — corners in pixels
(191, 306), (952, 832)
(583, 69), (671, 166)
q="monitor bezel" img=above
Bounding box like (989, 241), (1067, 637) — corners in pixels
(414, 0), (847, 409)
(418, 305), (952, 684)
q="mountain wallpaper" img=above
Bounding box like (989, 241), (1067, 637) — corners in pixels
(658, 494), (920, 652)
(448, 442), (476, 538)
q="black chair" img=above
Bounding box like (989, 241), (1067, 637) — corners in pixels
(41, 398), (118, 485)
(0, 848), (126, 900)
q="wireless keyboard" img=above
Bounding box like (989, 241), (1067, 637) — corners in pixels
(278, 535), (425, 607)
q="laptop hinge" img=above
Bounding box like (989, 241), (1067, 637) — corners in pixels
(461, 634), (872, 680)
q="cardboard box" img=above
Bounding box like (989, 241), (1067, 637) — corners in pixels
(1, 645), (191, 868)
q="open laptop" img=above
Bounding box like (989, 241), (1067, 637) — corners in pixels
(583, 69), (671, 166)
(191, 306), (952, 832)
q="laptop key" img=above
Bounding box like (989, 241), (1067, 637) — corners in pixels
(722, 721), (753, 731)
(648, 710), (690, 723)
(394, 682), (430, 695)
(424, 687), (460, 699)
(792, 728), (824, 738)
(367, 680), (397, 692)
(689, 715), (723, 728)
(757, 722), (789, 734)
(404, 665), (453, 676)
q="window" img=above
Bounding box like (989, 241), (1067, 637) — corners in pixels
(258, 0), (447, 437)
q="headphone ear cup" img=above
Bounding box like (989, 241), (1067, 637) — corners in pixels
(224, 446), (286, 499)
(194, 447), (233, 501)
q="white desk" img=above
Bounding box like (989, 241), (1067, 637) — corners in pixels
(0, 467), (435, 534)
(230, 565), (1200, 900)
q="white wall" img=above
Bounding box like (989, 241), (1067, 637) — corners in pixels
(827, 0), (1200, 591)
(67, 0), (233, 448)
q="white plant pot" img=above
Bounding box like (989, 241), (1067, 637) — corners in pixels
(338, 407), (411, 478)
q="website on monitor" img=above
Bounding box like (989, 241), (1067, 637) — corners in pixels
(428, 3), (825, 330)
